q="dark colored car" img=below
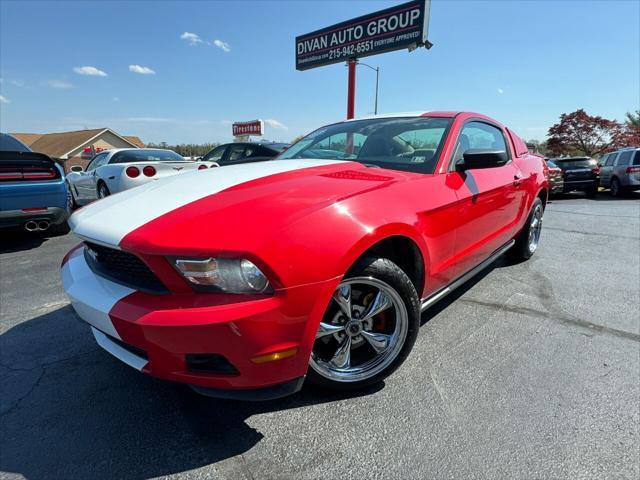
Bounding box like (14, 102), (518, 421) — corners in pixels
(545, 159), (564, 195)
(200, 142), (290, 166)
(548, 156), (599, 197)
(0, 133), (69, 233)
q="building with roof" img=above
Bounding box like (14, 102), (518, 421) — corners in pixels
(11, 128), (145, 171)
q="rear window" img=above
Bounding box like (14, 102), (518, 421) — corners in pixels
(0, 134), (31, 153)
(111, 149), (184, 163)
(634, 151), (640, 166)
(553, 158), (595, 168)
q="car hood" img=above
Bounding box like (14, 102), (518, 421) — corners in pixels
(69, 159), (409, 252)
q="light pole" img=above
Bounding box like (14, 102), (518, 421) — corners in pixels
(357, 62), (380, 115)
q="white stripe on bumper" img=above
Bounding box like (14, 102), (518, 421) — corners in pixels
(61, 249), (134, 339)
(91, 327), (147, 371)
(69, 159), (342, 247)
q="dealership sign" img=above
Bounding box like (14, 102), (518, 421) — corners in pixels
(232, 120), (264, 137)
(296, 0), (431, 71)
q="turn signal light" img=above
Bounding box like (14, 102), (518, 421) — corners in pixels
(126, 166), (140, 178)
(198, 164), (208, 170)
(143, 166), (156, 177)
(250, 347), (298, 364)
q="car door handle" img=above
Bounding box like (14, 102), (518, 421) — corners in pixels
(513, 173), (523, 186)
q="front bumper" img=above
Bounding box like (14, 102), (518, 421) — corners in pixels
(60, 245), (337, 399)
(0, 206), (68, 228)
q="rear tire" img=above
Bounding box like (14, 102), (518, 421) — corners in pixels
(610, 177), (621, 197)
(48, 222), (71, 236)
(509, 197), (544, 261)
(97, 182), (111, 199)
(307, 257), (420, 391)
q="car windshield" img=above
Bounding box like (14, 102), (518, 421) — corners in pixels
(278, 117), (452, 174)
(111, 149), (184, 163)
(546, 160), (558, 168)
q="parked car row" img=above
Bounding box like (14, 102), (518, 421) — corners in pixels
(60, 111), (550, 400)
(543, 147), (639, 198)
(0, 136), (288, 234)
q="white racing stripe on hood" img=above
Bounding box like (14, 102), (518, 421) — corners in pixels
(69, 159), (343, 247)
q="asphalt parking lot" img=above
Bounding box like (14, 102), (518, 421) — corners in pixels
(1, 192), (639, 480)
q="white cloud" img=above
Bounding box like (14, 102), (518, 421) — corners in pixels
(221, 120), (233, 125)
(74, 66), (108, 77)
(129, 65), (156, 75)
(10, 79), (24, 87)
(265, 118), (288, 130)
(213, 39), (231, 52)
(497, 88), (504, 94)
(181, 32), (203, 46)
(112, 96), (120, 102)
(0, 95), (10, 104)
(48, 79), (73, 89)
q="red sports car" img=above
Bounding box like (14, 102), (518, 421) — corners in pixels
(61, 112), (548, 400)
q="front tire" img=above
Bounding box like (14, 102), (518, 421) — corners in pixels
(510, 197), (544, 261)
(97, 182), (111, 199)
(307, 257), (420, 391)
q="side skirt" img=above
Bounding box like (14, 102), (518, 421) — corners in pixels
(420, 239), (515, 312)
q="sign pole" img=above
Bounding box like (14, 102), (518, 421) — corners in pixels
(347, 59), (357, 119)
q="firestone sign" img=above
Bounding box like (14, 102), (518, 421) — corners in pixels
(296, 0), (430, 71)
(232, 120), (264, 137)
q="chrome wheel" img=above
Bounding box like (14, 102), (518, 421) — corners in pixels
(310, 277), (408, 383)
(528, 203), (543, 253)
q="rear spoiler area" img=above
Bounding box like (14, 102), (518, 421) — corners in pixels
(0, 151), (62, 182)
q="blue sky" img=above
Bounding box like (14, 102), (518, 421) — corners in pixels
(1, 0), (638, 144)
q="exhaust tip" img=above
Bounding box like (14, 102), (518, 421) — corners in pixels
(25, 221), (38, 232)
(37, 220), (50, 231)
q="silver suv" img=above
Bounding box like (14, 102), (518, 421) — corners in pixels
(599, 147), (640, 197)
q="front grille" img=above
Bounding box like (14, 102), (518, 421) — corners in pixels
(84, 242), (168, 294)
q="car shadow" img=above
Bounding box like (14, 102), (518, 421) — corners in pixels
(420, 255), (509, 326)
(0, 305), (383, 480)
(0, 229), (70, 254)
(551, 191), (640, 201)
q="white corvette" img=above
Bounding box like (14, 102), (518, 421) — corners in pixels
(66, 148), (218, 207)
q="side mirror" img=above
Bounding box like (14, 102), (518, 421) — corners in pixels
(458, 149), (509, 170)
(70, 165), (84, 173)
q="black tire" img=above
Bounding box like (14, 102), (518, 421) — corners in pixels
(307, 257), (420, 391)
(610, 177), (621, 197)
(585, 185), (598, 198)
(97, 182), (111, 199)
(66, 181), (78, 210)
(509, 197), (544, 262)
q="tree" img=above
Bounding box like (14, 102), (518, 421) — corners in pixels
(625, 110), (639, 127)
(546, 109), (625, 157)
(615, 110), (640, 147)
(525, 139), (548, 156)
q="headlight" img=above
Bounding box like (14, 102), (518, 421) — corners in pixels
(170, 257), (272, 294)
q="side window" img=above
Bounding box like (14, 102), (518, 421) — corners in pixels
(452, 121), (509, 166)
(226, 145), (247, 163)
(599, 154), (609, 166)
(243, 146), (256, 158)
(605, 153), (616, 166)
(86, 153), (108, 171)
(615, 151), (633, 166)
(633, 151), (640, 166)
(203, 145), (227, 162)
